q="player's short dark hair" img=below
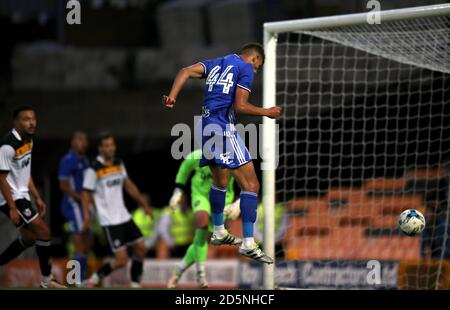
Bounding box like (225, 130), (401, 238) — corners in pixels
(96, 132), (114, 146)
(72, 130), (87, 139)
(13, 105), (34, 120)
(238, 42), (265, 64)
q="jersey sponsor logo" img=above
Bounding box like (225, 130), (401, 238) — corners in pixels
(114, 239), (121, 247)
(106, 178), (122, 187)
(21, 157), (31, 168)
(15, 143), (32, 158)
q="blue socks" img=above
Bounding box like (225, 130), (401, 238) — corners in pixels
(210, 185), (227, 226)
(210, 185), (259, 247)
(240, 191), (258, 238)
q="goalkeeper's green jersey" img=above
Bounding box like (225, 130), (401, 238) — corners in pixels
(175, 149), (235, 205)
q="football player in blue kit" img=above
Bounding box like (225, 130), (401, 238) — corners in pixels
(59, 131), (90, 282)
(163, 43), (282, 264)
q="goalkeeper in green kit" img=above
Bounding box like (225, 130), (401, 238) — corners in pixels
(167, 149), (240, 289)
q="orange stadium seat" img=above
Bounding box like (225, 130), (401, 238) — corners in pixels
(364, 195), (424, 215)
(289, 214), (338, 229)
(405, 168), (447, 179)
(285, 234), (420, 261)
(338, 216), (371, 227)
(370, 215), (400, 228)
(287, 199), (328, 212)
(337, 202), (379, 217)
(325, 187), (367, 203)
(364, 178), (406, 192)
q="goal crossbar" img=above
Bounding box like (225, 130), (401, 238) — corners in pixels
(264, 3), (450, 33)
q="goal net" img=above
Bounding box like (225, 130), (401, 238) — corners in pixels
(262, 4), (450, 289)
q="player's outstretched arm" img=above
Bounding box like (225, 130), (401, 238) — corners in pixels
(80, 190), (93, 232)
(163, 63), (205, 108)
(124, 178), (153, 217)
(235, 87), (282, 119)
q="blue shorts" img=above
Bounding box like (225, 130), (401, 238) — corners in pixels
(198, 108), (252, 169)
(61, 198), (86, 234)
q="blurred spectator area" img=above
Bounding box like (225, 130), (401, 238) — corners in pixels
(3, 0), (444, 89)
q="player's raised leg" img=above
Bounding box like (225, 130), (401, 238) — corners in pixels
(209, 165), (241, 246)
(168, 209), (210, 289)
(231, 161), (273, 264)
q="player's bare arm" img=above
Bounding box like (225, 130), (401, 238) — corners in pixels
(59, 179), (82, 202)
(0, 171), (20, 225)
(124, 177), (153, 217)
(163, 63), (205, 108)
(81, 190), (93, 232)
(235, 87), (282, 119)
(29, 177), (46, 217)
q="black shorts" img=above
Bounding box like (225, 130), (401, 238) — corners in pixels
(103, 219), (143, 253)
(0, 199), (39, 227)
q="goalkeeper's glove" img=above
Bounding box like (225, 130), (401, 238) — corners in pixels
(169, 187), (184, 211)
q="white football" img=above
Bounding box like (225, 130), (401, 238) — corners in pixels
(398, 209), (426, 236)
(224, 199), (241, 220)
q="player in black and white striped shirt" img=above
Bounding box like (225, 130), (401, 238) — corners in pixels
(0, 105), (65, 288)
(82, 133), (153, 288)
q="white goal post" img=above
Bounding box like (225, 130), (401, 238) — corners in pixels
(262, 3), (450, 290)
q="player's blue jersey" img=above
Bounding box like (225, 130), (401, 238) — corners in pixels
(198, 54), (254, 169)
(199, 54), (254, 113)
(58, 150), (89, 210)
